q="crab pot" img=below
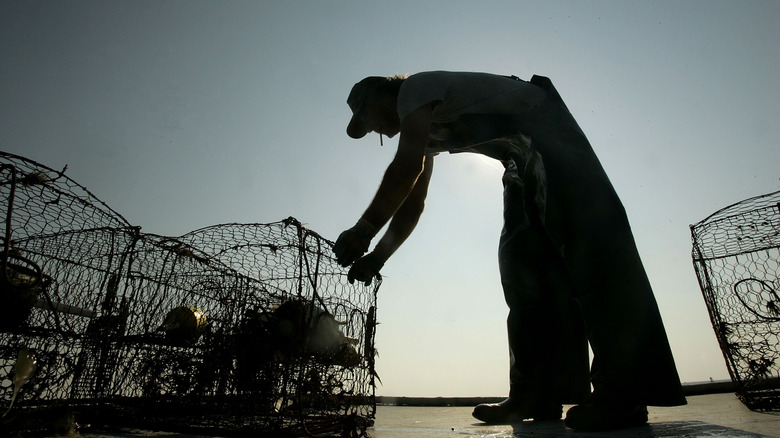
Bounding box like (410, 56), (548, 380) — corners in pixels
(0, 151), (379, 437)
(691, 190), (780, 411)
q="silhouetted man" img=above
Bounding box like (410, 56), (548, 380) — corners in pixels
(333, 71), (686, 431)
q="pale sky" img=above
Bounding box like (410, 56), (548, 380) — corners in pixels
(2, 0), (779, 397)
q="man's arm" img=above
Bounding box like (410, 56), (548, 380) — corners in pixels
(372, 153), (433, 261)
(334, 103), (433, 267)
(360, 103), (433, 230)
(346, 154), (434, 284)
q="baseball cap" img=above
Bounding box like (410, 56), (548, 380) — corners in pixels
(346, 76), (386, 139)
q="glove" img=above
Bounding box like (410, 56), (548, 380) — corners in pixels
(333, 219), (377, 267)
(348, 253), (385, 286)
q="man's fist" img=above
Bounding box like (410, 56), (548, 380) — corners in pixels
(333, 219), (378, 266)
(334, 228), (370, 266)
(348, 253), (385, 286)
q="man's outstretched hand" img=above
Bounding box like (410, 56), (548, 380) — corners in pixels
(347, 253), (384, 286)
(333, 220), (376, 266)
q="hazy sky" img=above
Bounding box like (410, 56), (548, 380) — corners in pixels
(2, 0), (779, 397)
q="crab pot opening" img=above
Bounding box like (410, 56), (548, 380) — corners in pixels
(0, 152), (379, 437)
(691, 190), (780, 411)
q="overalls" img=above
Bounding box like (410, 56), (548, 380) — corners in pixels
(429, 76), (686, 406)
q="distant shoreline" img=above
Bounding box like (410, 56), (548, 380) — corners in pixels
(376, 380), (737, 406)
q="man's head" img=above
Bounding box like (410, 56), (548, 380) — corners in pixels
(346, 75), (405, 139)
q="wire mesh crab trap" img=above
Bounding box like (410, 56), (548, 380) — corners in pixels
(0, 151), (380, 437)
(691, 189), (780, 411)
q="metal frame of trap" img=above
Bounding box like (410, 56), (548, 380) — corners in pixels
(0, 151), (379, 437)
(691, 189), (780, 411)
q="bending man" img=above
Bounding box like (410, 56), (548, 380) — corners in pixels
(333, 71), (686, 431)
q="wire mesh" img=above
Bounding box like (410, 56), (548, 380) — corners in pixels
(691, 189), (780, 411)
(0, 151), (379, 436)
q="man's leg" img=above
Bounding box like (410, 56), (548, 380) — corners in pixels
(501, 218), (591, 405)
(472, 156), (589, 424)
